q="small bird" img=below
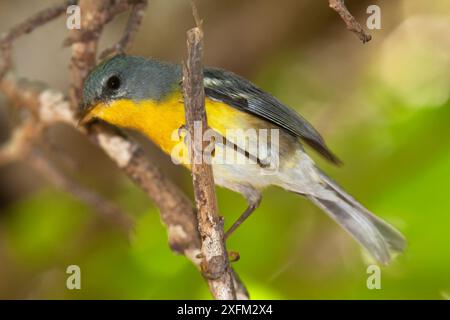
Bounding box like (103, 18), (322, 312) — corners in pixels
(81, 55), (405, 265)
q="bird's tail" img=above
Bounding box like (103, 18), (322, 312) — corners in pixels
(282, 165), (406, 265)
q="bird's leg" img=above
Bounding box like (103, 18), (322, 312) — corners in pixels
(225, 192), (262, 239)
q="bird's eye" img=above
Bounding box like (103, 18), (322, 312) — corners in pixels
(106, 75), (121, 91)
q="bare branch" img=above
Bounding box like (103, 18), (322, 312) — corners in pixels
(0, 0), (74, 79)
(100, 0), (148, 59)
(183, 26), (236, 299)
(0, 0), (74, 44)
(0, 0), (249, 299)
(62, 1), (131, 47)
(329, 0), (372, 43)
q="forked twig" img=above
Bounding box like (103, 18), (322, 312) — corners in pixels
(329, 0), (372, 43)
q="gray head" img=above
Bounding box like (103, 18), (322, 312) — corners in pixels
(82, 55), (181, 110)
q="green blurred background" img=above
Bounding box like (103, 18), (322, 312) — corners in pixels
(0, 0), (449, 299)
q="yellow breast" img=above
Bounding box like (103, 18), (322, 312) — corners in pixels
(89, 91), (265, 159)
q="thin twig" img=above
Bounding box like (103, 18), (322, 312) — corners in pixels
(0, 0), (75, 79)
(0, 0), (75, 44)
(190, 0), (203, 29)
(100, 0), (148, 59)
(182, 25), (236, 299)
(329, 0), (372, 43)
(62, 0), (133, 48)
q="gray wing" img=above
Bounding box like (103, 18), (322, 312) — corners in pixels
(203, 67), (341, 165)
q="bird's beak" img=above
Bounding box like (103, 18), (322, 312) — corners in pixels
(77, 103), (98, 126)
